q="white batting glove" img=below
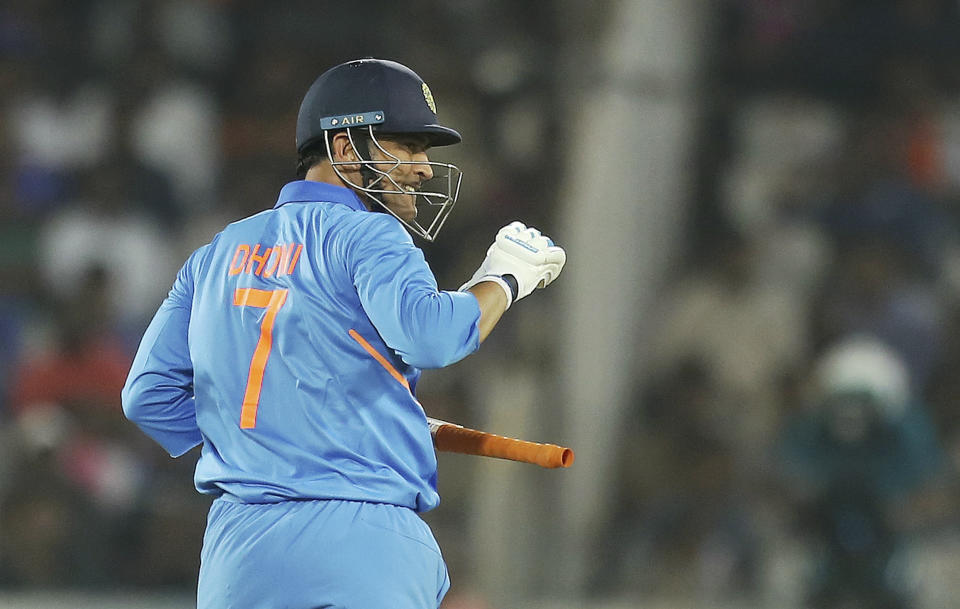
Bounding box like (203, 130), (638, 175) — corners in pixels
(460, 221), (566, 309)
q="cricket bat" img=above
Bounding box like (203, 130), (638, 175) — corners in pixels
(427, 417), (574, 468)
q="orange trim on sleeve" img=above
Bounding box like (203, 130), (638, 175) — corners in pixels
(348, 329), (410, 391)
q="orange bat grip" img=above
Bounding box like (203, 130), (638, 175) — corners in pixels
(432, 425), (574, 468)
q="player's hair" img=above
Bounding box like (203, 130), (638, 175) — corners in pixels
(295, 131), (370, 179)
(296, 142), (327, 179)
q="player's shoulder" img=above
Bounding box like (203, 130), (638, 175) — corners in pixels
(177, 235), (220, 282)
(221, 208), (275, 234)
(344, 209), (412, 242)
(317, 204), (412, 255)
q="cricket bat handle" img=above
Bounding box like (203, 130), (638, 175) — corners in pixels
(427, 418), (574, 469)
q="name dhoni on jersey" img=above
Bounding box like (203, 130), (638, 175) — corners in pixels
(227, 243), (304, 278)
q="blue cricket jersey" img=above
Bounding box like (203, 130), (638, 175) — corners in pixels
(122, 180), (482, 511)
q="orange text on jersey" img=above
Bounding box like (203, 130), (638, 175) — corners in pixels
(228, 243), (304, 278)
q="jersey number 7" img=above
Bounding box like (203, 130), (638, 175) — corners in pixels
(232, 287), (289, 429)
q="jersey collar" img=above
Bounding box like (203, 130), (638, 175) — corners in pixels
(274, 180), (367, 212)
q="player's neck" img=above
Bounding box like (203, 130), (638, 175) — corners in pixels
(304, 163), (344, 186)
(304, 164), (371, 209)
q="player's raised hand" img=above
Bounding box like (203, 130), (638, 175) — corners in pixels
(460, 221), (566, 309)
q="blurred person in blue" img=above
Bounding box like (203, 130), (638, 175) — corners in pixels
(812, 105), (954, 393)
(121, 58), (565, 609)
(776, 335), (944, 609)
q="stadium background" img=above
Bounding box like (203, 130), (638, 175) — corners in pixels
(2, 1), (960, 607)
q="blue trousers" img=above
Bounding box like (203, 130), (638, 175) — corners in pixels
(198, 497), (450, 609)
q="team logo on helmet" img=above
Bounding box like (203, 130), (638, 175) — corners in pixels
(422, 82), (437, 114)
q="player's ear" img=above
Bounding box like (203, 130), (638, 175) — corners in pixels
(330, 132), (362, 172)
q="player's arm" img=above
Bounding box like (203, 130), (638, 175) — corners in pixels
(121, 250), (204, 457)
(349, 217), (564, 368)
(465, 281), (508, 343)
(349, 215), (482, 369)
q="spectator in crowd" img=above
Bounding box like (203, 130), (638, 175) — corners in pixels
(776, 335), (944, 609)
(599, 357), (760, 599)
(3, 266), (145, 586)
(646, 228), (809, 458)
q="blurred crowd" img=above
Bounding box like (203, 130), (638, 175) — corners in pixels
(600, 1), (960, 608)
(3, 1), (960, 608)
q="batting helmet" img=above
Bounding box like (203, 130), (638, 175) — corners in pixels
(295, 58), (463, 242)
(296, 58), (462, 152)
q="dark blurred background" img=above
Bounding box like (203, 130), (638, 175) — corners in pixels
(1, 1), (959, 608)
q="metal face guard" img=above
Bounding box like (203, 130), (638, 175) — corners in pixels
(327, 127), (463, 242)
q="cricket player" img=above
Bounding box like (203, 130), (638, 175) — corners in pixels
(122, 58), (566, 608)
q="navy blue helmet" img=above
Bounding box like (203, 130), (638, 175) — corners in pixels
(296, 58), (461, 152)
